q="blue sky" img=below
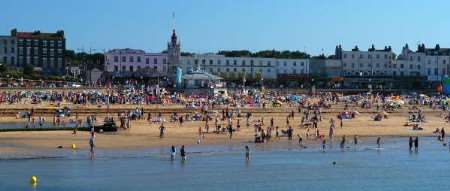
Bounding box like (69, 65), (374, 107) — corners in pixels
(2, 0), (450, 55)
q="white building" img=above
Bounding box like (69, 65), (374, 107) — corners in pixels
(397, 44), (450, 81)
(337, 45), (396, 76)
(104, 48), (168, 77)
(179, 54), (309, 80)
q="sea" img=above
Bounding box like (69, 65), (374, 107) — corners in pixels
(1, 137), (450, 191)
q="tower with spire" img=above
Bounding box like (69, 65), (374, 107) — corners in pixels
(167, 29), (181, 81)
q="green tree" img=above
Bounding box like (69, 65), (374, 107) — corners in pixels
(23, 64), (34, 76)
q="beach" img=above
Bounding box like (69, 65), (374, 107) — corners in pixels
(0, 103), (447, 155)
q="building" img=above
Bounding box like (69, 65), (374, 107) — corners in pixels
(179, 54), (309, 81)
(86, 68), (103, 85)
(11, 29), (66, 74)
(336, 45), (396, 77)
(310, 58), (342, 78)
(167, 29), (181, 80)
(104, 48), (167, 77)
(0, 35), (17, 66)
(397, 44), (450, 81)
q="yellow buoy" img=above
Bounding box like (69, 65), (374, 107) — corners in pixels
(30, 176), (38, 184)
(71, 144), (77, 150)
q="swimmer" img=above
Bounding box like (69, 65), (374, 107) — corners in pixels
(245, 145), (250, 161)
(170, 145), (176, 161)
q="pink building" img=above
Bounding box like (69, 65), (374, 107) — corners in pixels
(104, 48), (167, 77)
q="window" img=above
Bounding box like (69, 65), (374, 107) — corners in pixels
(146, 58), (149, 64)
(233, 68), (237, 72)
(154, 58), (158, 64)
(137, 56), (141, 63)
(217, 60), (221, 65)
(267, 61), (271, 67)
(376, 63), (380, 68)
(293, 62), (296, 66)
(267, 68), (271, 72)
(130, 66), (134, 72)
(400, 64), (404, 69)
(122, 56), (126, 62)
(242, 60), (246, 66)
(137, 66), (141, 70)
(283, 61), (287, 66)
(226, 60), (229, 66)
(233, 60), (237, 66)
(376, 54), (380, 59)
(129, 56), (134, 62)
(301, 62), (304, 66)
(202, 59), (206, 65)
(409, 64), (413, 69)
(114, 56), (118, 62)
(209, 60), (213, 65)
(114, 66), (118, 72)
(163, 59), (166, 64)
(122, 66), (126, 71)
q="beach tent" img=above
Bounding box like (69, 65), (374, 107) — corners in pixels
(443, 77), (450, 95)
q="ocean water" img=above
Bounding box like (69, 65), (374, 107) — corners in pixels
(1, 137), (450, 191)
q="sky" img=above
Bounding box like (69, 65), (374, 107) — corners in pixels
(2, 0), (450, 55)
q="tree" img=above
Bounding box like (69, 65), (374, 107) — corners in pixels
(23, 64), (34, 76)
(0, 64), (6, 74)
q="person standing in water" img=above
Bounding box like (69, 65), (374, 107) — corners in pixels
(180, 145), (186, 161)
(89, 131), (96, 160)
(353, 135), (358, 146)
(441, 128), (446, 142)
(245, 145), (250, 161)
(322, 139), (326, 151)
(170, 145), (177, 161)
(340, 135), (346, 150)
(414, 136), (419, 151)
(409, 136), (413, 151)
(376, 137), (381, 148)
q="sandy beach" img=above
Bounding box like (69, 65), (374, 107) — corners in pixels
(0, 103), (447, 155)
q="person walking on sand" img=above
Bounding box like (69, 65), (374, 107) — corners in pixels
(329, 126), (334, 140)
(159, 123), (165, 138)
(245, 145), (250, 161)
(180, 145), (186, 161)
